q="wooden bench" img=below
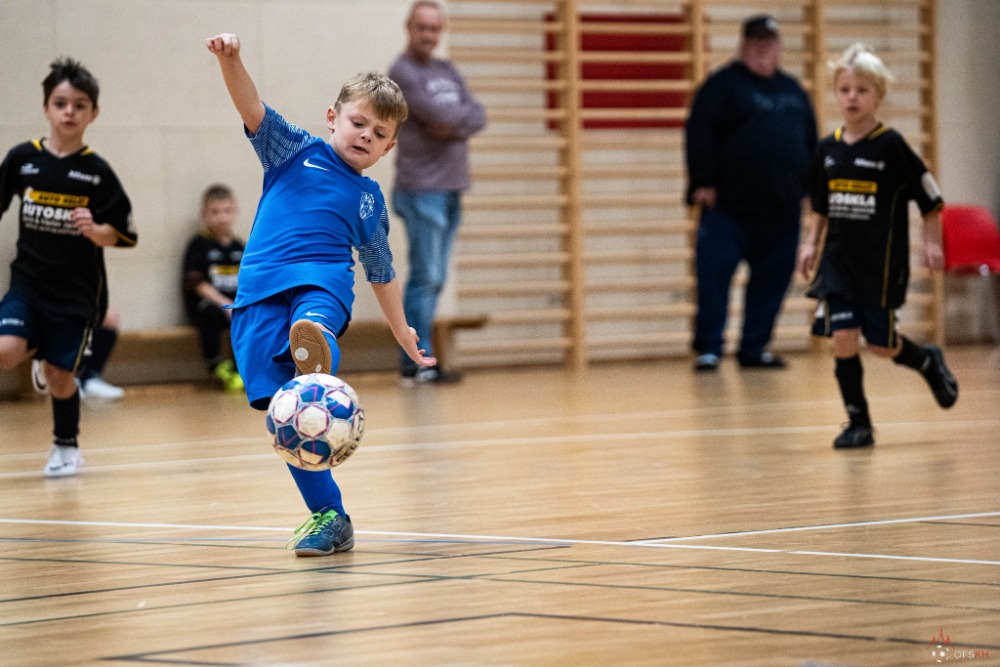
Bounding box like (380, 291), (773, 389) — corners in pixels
(0, 315), (488, 399)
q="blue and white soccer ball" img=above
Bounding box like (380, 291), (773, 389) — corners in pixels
(265, 373), (365, 470)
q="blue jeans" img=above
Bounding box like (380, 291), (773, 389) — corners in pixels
(692, 207), (799, 360)
(392, 190), (462, 373)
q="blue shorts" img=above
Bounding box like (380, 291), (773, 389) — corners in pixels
(811, 295), (899, 348)
(231, 286), (350, 410)
(0, 293), (92, 372)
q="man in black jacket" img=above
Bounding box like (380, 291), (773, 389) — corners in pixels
(685, 15), (817, 371)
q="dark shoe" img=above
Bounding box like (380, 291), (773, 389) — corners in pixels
(921, 345), (958, 408)
(400, 365), (463, 387)
(290, 509), (354, 556)
(694, 353), (720, 372)
(738, 351), (787, 369)
(833, 423), (875, 449)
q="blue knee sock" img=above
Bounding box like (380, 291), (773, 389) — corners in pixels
(286, 464), (345, 515)
(322, 329), (342, 375)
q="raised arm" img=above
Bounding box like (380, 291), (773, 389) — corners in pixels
(206, 33), (265, 134)
(370, 279), (436, 368)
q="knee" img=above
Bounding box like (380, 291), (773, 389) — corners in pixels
(48, 367), (77, 398)
(831, 329), (860, 357)
(0, 338), (27, 369)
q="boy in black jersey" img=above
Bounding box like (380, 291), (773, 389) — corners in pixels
(182, 184), (245, 392)
(0, 58), (137, 476)
(798, 44), (957, 449)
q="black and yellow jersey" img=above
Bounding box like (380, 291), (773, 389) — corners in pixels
(0, 139), (136, 321)
(809, 124), (943, 308)
(182, 231), (245, 312)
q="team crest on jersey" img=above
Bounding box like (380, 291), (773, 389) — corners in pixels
(359, 193), (375, 220)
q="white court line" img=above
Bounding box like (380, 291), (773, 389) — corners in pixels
(3, 418), (994, 480)
(635, 511), (1000, 544)
(2, 514), (998, 567)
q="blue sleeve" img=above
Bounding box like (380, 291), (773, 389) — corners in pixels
(356, 206), (396, 284)
(245, 105), (315, 173)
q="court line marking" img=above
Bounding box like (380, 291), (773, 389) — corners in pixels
(3, 417), (994, 478)
(2, 512), (998, 566)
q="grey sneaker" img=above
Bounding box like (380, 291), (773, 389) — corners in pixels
(290, 320), (332, 376)
(44, 445), (83, 477)
(289, 509), (354, 556)
(694, 353), (720, 372)
(80, 377), (124, 400)
(399, 365), (463, 387)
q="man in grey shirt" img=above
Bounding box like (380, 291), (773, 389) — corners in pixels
(389, 0), (486, 385)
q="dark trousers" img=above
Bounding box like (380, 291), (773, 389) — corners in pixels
(692, 207), (799, 359)
(187, 301), (232, 368)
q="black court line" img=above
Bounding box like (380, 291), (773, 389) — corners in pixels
(482, 553), (1000, 589)
(0, 544), (572, 619)
(103, 612), (1000, 665)
(481, 574), (998, 613)
(6, 550), (995, 631)
(924, 521), (1000, 528)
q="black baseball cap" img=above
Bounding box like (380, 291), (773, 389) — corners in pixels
(742, 14), (780, 40)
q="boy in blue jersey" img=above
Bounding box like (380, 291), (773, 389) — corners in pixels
(207, 33), (435, 556)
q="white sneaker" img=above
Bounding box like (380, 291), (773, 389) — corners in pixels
(44, 445), (83, 477)
(31, 360), (49, 394)
(80, 377), (124, 400)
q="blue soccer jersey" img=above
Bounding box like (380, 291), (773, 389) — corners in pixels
(234, 105), (395, 312)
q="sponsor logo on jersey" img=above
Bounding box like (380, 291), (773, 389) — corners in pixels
(1, 317), (26, 327)
(852, 157), (885, 171)
(20, 163), (40, 175)
(20, 187), (90, 235)
(68, 169), (100, 185)
(359, 192), (375, 220)
(829, 179), (877, 194)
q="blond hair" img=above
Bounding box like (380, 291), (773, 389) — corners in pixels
(830, 43), (894, 98)
(335, 72), (409, 136)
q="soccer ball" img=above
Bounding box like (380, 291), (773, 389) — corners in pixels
(265, 373), (365, 470)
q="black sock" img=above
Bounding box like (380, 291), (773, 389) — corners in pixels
(52, 392), (80, 445)
(84, 326), (118, 380)
(835, 355), (870, 426)
(893, 336), (929, 372)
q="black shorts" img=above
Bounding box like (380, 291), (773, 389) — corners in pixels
(810, 294), (899, 348)
(0, 292), (92, 372)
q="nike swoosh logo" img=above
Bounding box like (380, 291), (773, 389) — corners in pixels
(303, 158), (330, 172)
(304, 312), (327, 319)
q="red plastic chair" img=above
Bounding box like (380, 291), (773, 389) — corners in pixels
(941, 204), (1000, 342)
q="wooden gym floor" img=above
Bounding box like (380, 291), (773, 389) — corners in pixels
(1, 345), (998, 666)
